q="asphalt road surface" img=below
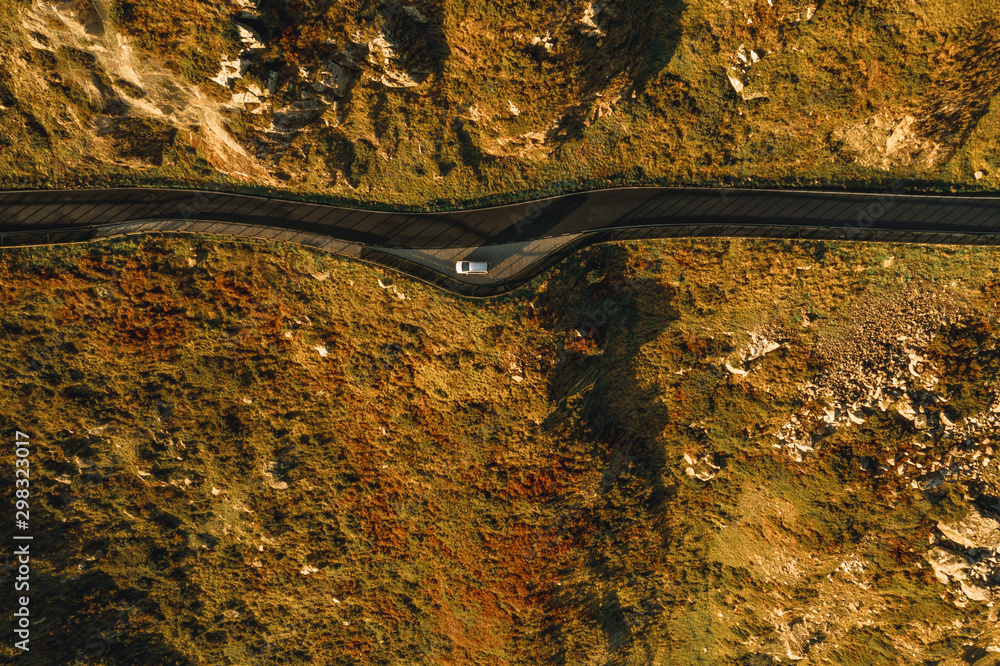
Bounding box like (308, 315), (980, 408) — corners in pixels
(1, 186), (999, 295)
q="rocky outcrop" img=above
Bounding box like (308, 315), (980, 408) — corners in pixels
(831, 113), (944, 171)
(365, 33), (423, 88)
(937, 510), (1000, 551)
(682, 451), (720, 482)
(724, 331), (782, 377)
(726, 43), (769, 101)
(927, 507), (1000, 606)
(771, 289), (968, 460)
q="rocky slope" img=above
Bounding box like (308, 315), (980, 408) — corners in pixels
(0, 0), (998, 202)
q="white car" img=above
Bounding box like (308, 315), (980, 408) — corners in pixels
(456, 260), (489, 275)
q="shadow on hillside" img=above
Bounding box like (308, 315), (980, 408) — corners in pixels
(533, 243), (681, 660)
(16, 568), (192, 666)
(582, 0), (686, 95)
(553, 0), (687, 142)
(917, 16), (1000, 162)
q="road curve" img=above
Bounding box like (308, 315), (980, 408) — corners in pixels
(1, 186), (999, 296)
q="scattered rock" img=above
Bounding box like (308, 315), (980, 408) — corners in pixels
(727, 44), (769, 100)
(314, 63), (350, 97)
(367, 33), (422, 88)
(926, 506), (1000, 606)
(580, 2), (604, 36)
(263, 461), (289, 490)
(743, 332), (781, 362)
(211, 56), (245, 87)
(531, 33), (555, 53)
(237, 24), (266, 50)
(403, 5), (427, 23)
(894, 398), (916, 421)
(727, 71), (744, 95)
(682, 452), (719, 481)
(927, 548), (966, 585)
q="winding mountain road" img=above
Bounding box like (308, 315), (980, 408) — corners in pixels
(1, 186), (999, 296)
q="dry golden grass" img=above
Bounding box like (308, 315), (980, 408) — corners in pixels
(2, 234), (1000, 663)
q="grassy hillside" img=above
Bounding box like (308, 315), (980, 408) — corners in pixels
(0, 0), (998, 205)
(2, 234), (999, 664)
(2, 0), (1000, 663)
